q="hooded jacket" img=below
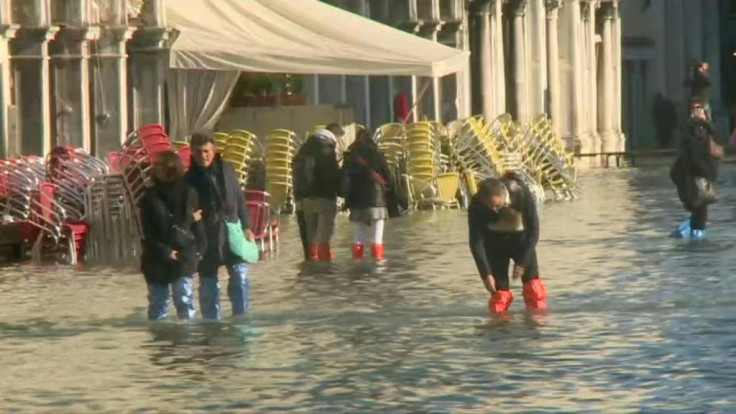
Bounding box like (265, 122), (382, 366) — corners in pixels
(342, 139), (393, 209)
(670, 118), (720, 210)
(293, 131), (340, 201)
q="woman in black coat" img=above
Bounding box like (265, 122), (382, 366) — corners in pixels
(670, 99), (721, 239)
(341, 129), (393, 260)
(140, 151), (206, 320)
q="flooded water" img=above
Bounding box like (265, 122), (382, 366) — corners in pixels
(2, 167), (736, 412)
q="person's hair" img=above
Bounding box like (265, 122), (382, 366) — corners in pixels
(326, 122), (344, 137)
(690, 98), (705, 108)
(190, 131), (216, 148)
(475, 178), (506, 201)
(154, 151), (185, 182)
(356, 128), (375, 146)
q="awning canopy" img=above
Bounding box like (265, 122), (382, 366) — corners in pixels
(166, 0), (469, 78)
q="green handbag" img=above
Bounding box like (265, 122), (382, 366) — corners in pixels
(226, 220), (259, 264)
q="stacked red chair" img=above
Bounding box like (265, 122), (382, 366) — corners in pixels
(245, 190), (279, 253)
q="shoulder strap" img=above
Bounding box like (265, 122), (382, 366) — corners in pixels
(357, 155), (388, 187)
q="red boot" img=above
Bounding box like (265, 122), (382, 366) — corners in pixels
(522, 278), (547, 310)
(309, 244), (319, 261)
(488, 290), (513, 314)
(352, 243), (364, 259)
(317, 243), (334, 261)
(371, 244), (385, 260)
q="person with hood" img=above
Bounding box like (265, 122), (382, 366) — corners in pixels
(186, 132), (254, 320)
(139, 151), (206, 320)
(341, 128), (393, 260)
(684, 62), (712, 120)
(670, 99), (723, 239)
(293, 126), (341, 261)
(468, 172), (546, 314)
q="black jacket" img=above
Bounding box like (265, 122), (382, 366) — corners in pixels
(468, 178), (539, 280)
(186, 155), (250, 271)
(685, 70), (712, 102)
(342, 141), (393, 209)
(140, 179), (206, 284)
(293, 135), (340, 201)
(670, 118), (719, 210)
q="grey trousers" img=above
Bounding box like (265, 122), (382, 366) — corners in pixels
(301, 198), (337, 244)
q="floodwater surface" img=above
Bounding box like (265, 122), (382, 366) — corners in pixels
(2, 167), (736, 413)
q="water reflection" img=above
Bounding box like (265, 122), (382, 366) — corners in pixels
(2, 167), (736, 412)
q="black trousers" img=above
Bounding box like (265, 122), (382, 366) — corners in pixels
(488, 248), (540, 291)
(691, 205), (708, 230)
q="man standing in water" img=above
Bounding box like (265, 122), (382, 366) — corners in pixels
(187, 132), (254, 320)
(468, 173), (546, 313)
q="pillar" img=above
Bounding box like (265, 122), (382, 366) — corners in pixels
(10, 0), (57, 156)
(511, 0), (529, 122)
(597, 2), (615, 154)
(612, 0), (625, 152)
(0, 0), (17, 158)
(568, 0), (584, 152)
(492, 0), (506, 116)
(546, 0), (561, 137)
(582, 0), (599, 165)
(531, 0), (547, 117)
(49, 0), (98, 151)
(128, 0), (168, 130)
(479, 2), (494, 120)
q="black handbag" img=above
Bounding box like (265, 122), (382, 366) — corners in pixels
(153, 191), (196, 250)
(694, 177), (718, 206)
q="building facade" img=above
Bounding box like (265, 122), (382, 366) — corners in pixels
(620, 0), (731, 150)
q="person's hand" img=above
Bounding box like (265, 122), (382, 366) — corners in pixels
(482, 275), (496, 294)
(170, 250), (180, 261)
(245, 229), (255, 242)
(513, 264), (525, 280)
(192, 209), (203, 222)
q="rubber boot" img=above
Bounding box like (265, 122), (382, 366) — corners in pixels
(670, 219), (691, 239)
(317, 243), (334, 261)
(488, 290), (513, 314)
(691, 229), (706, 240)
(352, 243), (364, 259)
(309, 244), (319, 261)
(371, 244), (385, 260)
(522, 278), (547, 310)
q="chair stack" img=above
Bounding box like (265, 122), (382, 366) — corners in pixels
(405, 122), (440, 208)
(85, 174), (139, 263)
(264, 129), (297, 214)
(376, 123), (406, 169)
(525, 115), (578, 200)
(220, 130), (257, 187)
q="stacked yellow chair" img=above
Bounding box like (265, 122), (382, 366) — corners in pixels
(376, 123), (406, 169)
(526, 115), (578, 200)
(221, 130), (256, 186)
(265, 129), (297, 213)
(405, 122), (440, 209)
(213, 132), (230, 152)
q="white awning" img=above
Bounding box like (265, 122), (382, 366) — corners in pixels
(166, 0), (469, 78)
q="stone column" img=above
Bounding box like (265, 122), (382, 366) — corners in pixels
(568, 0), (584, 152)
(491, 0), (506, 116)
(0, 0), (17, 158)
(11, 0), (57, 156)
(511, 0), (529, 122)
(597, 2), (615, 154)
(128, 0), (168, 130)
(582, 0), (599, 164)
(49, 0), (98, 151)
(545, 0), (561, 137)
(612, 0), (625, 151)
(531, 0), (547, 117)
(479, 3), (494, 120)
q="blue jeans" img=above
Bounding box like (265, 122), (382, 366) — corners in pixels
(199, 263), (250, 320)
(147, 276), (196, 321)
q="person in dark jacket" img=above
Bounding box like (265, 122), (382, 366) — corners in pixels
(685, 62), (712, 120)
(342, 128), (393, 260)
(293, 128), (340, 261)
(670, 99), (721, 239)
(186, 132), (254, 320)
(468, 173), (546, 314)
(140, 151), (206, 321)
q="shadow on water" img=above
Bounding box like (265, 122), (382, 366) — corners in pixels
(2, 167), (736, 412)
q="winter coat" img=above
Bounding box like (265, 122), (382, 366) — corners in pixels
(468, 177), (539, 280)
(140, 179), (206, 284)
(670, 118), (720, 211)
(685, 71), (712, 102)
(185, 155), (250, 272)
(342, 141), (393, 209)
(293, 135), (340, 201)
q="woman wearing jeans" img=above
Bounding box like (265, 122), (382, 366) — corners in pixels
(342, 129), (393, 260)
(140, 151), (206, 320)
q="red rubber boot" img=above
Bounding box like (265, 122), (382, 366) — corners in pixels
(352, 243), (364, 259)
(309, 244), (319, 261)
(371, 244), (385, 260)
(522, 278), (547, 310)
(317, 243), (334, 261)
(488, 290), (514, 314)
